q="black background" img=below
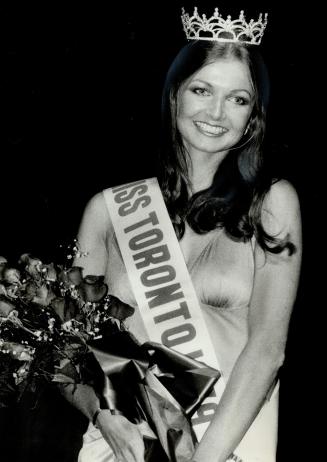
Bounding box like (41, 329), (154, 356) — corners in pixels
(1, 1), (323, 460)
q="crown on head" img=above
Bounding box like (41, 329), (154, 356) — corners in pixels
(181, 7), (268, 45)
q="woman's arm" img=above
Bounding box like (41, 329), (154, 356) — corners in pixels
(73, 192), (110, 275)
(192, 180), (302, 462)
(59, 382), (145, 462)
(60, 192), (145, 462)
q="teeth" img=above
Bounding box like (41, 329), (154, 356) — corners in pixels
(195, 121), (227, 135)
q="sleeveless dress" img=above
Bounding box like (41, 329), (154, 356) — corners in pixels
(78, 192), (279, 462)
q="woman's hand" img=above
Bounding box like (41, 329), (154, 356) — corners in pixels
(96, 411), (145, 462)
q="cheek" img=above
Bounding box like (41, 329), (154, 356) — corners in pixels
(177, 98), (190, 119)
(230, 109), (252, 131)
(178, 93), (201, 119)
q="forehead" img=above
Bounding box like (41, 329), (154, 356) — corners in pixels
(189, 58), (253, 91)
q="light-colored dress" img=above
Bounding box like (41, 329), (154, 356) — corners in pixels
(78, 194), (279, 462)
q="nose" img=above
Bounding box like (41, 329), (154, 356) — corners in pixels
(207, 96), (225, 120)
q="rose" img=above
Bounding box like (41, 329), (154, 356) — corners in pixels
(24, 281), (56, 306)
(42, 262), (58, 283)
(0, 296), (16, 317)
(2, 268), (21, 284)
(0, 257), (22, 285)
(78, 275), (108, 303)
(51, 297), (79, 322)
(18, 253), (42, 279)
(106, 295), (135, 321)
(51, 297), (66, 321)
(58, 266), (84, 289)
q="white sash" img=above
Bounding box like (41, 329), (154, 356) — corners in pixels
(103, 177), (278, 462)
(103, 178), (225, 441)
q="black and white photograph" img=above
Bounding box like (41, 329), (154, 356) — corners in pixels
(1, 1), (322, 461)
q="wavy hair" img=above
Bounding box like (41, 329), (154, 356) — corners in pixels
(159, 41), (294, 254)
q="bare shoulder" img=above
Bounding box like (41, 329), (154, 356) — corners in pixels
(263, 179), (300, 215)
(79, 191), (111, 239)
(83, 191), (109, 221)
(84, 191), (107, 214)
(261, 179), (301, 237)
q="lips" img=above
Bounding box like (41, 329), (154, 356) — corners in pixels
(194, 121), (228, 136)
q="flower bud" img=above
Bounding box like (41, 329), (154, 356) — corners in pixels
(58, 267), (83, 288)
(0, 298), (16, 317)
(107, 295), (135, 320)
(78, 275), (108, 302)
(32, 284), (50, 306)
(66, 267), (84, 286)
(2, 268), (21, 284)
(42, 263), (57, 282)
(51, 297), (65, 321)
(19, 254), (42, 279)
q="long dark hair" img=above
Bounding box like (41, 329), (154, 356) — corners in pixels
(159, 41), (294, 254)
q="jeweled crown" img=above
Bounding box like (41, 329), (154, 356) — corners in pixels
(181, 7), (268, 45)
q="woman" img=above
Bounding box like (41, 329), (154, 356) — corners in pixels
(62, 12), (302, 462)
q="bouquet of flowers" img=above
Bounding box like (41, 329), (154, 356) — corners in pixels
(0, 242), (133, 404)
(0, 242), (220, 461)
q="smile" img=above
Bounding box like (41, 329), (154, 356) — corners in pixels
(194, 121), (228, 136)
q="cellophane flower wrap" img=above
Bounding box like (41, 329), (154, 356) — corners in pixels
(0, 242), (220, 462)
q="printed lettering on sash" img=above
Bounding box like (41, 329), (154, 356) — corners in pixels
(103, 178), (226, 439)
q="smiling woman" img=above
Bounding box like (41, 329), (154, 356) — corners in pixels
(56, 9), (302, 462)
(1, 0), (315, 459)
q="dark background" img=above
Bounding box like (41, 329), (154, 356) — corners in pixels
(1, 1), (323, 460)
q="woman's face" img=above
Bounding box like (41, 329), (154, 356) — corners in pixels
(177, 58), (254, 159)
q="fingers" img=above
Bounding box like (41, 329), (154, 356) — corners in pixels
(130, 439), (145, 462)
(97, 413), (145, 462)
(123, 427), (145, 462)
(108, 423), (145, 462)
(114, 443), (144, 462)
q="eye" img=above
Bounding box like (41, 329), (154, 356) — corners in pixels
(191, 87), (211, 96)
(228, 95), (250, 106)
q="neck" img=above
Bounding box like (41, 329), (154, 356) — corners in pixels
(188, 150), (228, 194)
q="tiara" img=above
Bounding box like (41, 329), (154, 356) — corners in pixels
(181, 7), (268, 45)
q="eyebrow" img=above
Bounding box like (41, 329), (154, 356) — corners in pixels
(190, 79), (253, 98)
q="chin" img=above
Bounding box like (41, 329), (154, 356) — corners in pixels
(195, 142), (231, 155)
